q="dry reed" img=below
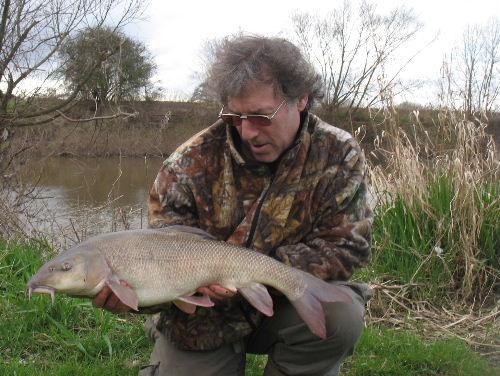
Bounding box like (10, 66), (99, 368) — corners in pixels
(365, 105), (499, 359)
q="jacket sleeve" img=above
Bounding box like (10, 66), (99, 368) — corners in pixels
(274, 141), (373, 281)
(148, 164), (199, 229)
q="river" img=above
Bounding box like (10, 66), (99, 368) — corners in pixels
(17, 156), (164, 249)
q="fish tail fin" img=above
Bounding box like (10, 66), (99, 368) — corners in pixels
(290, 272), (353, 339)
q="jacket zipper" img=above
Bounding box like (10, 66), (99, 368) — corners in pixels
(245, 173), (274, 248)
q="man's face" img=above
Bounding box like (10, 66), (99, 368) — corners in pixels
(227, 83), (308, 163)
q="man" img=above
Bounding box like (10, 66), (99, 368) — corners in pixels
(94, 35), (373, 375)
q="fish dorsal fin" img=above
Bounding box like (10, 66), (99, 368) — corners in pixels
(105, 279), (139, 311)
(164, 225), (217, 240)
(239, 283), (274, 317)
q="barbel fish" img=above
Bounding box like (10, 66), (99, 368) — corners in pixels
(28, 226), (352, 338)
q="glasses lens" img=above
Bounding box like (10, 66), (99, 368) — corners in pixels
(220, 114), (271, 127)
(248, 116), (271, 126)
(221, 115), (241, 126)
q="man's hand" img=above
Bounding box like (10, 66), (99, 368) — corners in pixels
(92, 280), (132, 314)
(196, 284), (236, 301)
(92, 281), (235, 315)
(173, 284), (237, 314)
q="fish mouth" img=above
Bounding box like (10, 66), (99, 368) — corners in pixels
(28, 286), (56, 303)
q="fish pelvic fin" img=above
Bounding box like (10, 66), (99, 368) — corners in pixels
(290, 273), (353, 339)
(239, 283), (274, 317)
(173, 299), (197, 314)
(177, 293), (215, 307)
(105, 279), (139, 311)
(173, 293), (215, 315)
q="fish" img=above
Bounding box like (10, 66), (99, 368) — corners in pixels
(27, 225), (353, 339)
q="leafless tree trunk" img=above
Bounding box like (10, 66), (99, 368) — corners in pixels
(291, 0), (422, 118)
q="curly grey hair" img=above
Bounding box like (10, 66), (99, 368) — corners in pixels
(206, 35), (323, 109)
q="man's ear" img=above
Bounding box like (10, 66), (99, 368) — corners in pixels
(297, 95), (309, 111)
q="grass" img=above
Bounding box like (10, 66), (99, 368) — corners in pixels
(0, 239), (151, 375)
(363, 173), (499, 303)
(245, 329), (500, 376)
(1, 107), (498, 375)
(341, 327), (498, 376)
(365, 109), (500, 305)
(1, 237), (498, 375)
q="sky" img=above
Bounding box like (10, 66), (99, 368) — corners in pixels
(126, 0), (500, 103)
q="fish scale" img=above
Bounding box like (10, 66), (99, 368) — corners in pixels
(87, 230), (304, 302)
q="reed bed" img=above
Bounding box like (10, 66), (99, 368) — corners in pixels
(363, 106), (499, 359)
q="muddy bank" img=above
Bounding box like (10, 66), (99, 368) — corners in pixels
(10, 101), (219, 158)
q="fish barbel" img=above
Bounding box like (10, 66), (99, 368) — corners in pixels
(28, 226), (353, 338)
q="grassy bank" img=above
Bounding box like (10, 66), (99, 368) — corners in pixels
(2, 103), (499, 374)
(1, 239), (497, 375)
(0, 240), (150, 375)
(365, 109), (499, 304)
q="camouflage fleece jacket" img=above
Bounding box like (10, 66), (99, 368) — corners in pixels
(147, 111), (373, 350)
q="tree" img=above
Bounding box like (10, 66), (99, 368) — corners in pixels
(438, 18), (500, 118)
(190, 37), (226, 103)
(0, 0), (144, 238)
(58, 26), (157, 103)
(291, 0), (422, 117)
(0, 0), (144, 129)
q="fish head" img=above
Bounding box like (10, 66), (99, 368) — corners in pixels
(28, 245), (108, 300)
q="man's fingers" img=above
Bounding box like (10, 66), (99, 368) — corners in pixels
(92, 285), (112, 308)
(92, 281), (131, 314)
(210, 285), (236, 297)
(197, 285), (236, 300)
(105, 292), (122, 313)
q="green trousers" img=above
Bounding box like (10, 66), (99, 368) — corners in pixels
(138, 282), (371, 376)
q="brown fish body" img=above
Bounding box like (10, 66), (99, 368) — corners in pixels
(28, 226), (353, 338)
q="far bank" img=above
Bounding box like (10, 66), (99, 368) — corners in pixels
(7, 100), (500, 160)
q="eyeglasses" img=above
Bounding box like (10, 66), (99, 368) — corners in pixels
(218, 100), (286, 127)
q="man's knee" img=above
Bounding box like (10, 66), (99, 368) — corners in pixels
(265, 284), (369, 375)
(139, 321), (245, 376)
(323, 293), (366, 349)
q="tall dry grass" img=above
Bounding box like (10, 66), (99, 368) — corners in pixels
(367, 106), (499, 306)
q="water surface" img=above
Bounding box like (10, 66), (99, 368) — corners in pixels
(18, 156), (164, 248)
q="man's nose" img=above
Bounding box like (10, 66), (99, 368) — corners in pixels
(239, 119), (260, 140)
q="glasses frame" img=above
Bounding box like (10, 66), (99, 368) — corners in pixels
(218, 100), (287, 127)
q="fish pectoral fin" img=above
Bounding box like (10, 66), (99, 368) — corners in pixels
(177, 294), (215, 307)
(105, 279), (139, 311)
(238, 283), (274, 317)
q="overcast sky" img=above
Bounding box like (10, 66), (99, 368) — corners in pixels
(125, 0), (500, 104)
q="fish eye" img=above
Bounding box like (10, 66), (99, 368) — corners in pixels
(62, 262), (72, 271)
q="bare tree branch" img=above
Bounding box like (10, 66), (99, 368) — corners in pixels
(438, 17), (500, 117)
(55, 107), (137, 122)
(0, 0), (145, 128)
(291, 0), (423, 117)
